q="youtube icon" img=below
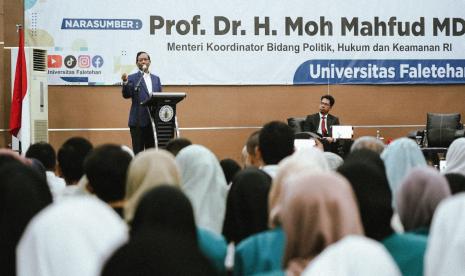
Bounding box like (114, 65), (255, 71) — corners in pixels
(48, 55), (62, 68)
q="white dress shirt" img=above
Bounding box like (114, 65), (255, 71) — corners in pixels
(142, 71), (153, 94)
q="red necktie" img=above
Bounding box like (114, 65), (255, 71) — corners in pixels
(321, 116), (327, 136)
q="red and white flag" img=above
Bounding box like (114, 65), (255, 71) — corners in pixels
(9, 27), (29, 152)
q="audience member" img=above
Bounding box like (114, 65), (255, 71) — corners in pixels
(120, 145), (135, 158)
(17, 196), (127, 276)
(338, 150), (427, 276)
(350, 136), (386, 154)
(220, 158), (241, 185)
(302, 236), (401, 276)
(129, 185), (226, 274)
(56, 137), (93, 198)
(176, 145), (228, 234)
(281, 172), (363, 275)
(26, 142), (66, 199)
(223, 168), (271, 244)
(444, 173), (465, 194)
(396, 167), (450, 235)
(245, 130), (263, 168)
(344, 148), (386, 171)
(0, 162), (52, 276)
(124, 149), (180, 223)
(424, 194), (465, 276)
(268, 147), (330, 227)
(0, 148), (33, 168)
(381, 138), (427, 207)
(0, 149), (47, 180)
(323, 151), (343, 170)
(234, 148), (329, 276)
(28, 158), (47, 181)
(164, 137), (192, 156)
(240, 145), (248, 168)
(258, 121), (294, 178)
(102, 230), (216, 276)
(25, 142), (57, 171)
(338, 159), (393, 241)
(443, 137), (465, 176)
(84, 144), (132, 217)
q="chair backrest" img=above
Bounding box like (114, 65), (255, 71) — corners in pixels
(287, 117), (305, 133)
(427, 113), (462, 147)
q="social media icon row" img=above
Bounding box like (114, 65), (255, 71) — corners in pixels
(48, 55), (104, 69)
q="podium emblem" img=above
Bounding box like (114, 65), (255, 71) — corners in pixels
(159, 105), (174, 122)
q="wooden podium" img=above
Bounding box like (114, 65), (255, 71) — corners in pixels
(141, 92), (186, 148)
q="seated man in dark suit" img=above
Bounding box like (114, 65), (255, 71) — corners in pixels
(303, 94), (341, 154)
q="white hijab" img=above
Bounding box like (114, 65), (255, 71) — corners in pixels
(444, 137), (465, 176)
(424, 193), (465, 276)
(381, 138), (427, 208)
(17, 196), (128, 276)
(303, 236), (401, 276)
(176, 145), (227, 234)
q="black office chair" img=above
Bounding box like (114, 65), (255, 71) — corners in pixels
(287, 117), (306, 133)
(419, 113), (464, 167)
(426, 113), (464, 147)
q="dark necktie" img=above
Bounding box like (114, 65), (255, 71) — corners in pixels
(321, 116), (327, 136)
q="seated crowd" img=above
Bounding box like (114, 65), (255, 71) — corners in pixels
(2, 120), (465, 276)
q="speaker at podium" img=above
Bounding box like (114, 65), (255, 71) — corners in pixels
(141, 92), (186, 148)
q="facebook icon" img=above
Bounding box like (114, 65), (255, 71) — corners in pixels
(92, 55), (104, 68)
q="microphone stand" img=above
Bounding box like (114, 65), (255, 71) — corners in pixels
(134, 72), (145, 153)
(134, 72), (145, 91)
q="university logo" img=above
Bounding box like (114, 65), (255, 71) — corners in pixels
(159, 105), (174, 122)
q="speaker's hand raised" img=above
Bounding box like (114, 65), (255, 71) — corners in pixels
(121, 73), (128, 83)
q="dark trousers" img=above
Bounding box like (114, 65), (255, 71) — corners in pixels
(322, 138), (348, 158)
(130, 125), (155, 155)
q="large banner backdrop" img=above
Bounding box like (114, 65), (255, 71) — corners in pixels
(25, 0), (465, 85)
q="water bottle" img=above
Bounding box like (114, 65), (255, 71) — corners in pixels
(422, 129), (428, 148)
(376, 130), (384, 142)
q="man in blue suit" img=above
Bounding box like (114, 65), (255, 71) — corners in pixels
(121, 51), (162, 154)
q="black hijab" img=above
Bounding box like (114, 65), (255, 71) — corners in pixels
(222, 168), (272, 243)
(338, 152), (394, 241)
(344, 148), (386, 171)
(220, 158), (241, 184)
(102, 229), (217, 276)
(445, 173), (465, 195)
(0, 162), (52, 276)
(130, 185), (197, 240)
(104, 185), (217, 276)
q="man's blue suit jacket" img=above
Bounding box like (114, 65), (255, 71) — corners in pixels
(122, 71), (162, 127)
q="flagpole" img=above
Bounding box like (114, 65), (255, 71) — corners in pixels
(10, 24), (26, 154)
(16, 24), (23, 154)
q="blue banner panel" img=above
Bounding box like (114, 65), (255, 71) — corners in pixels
(293, 60), (465, 85)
